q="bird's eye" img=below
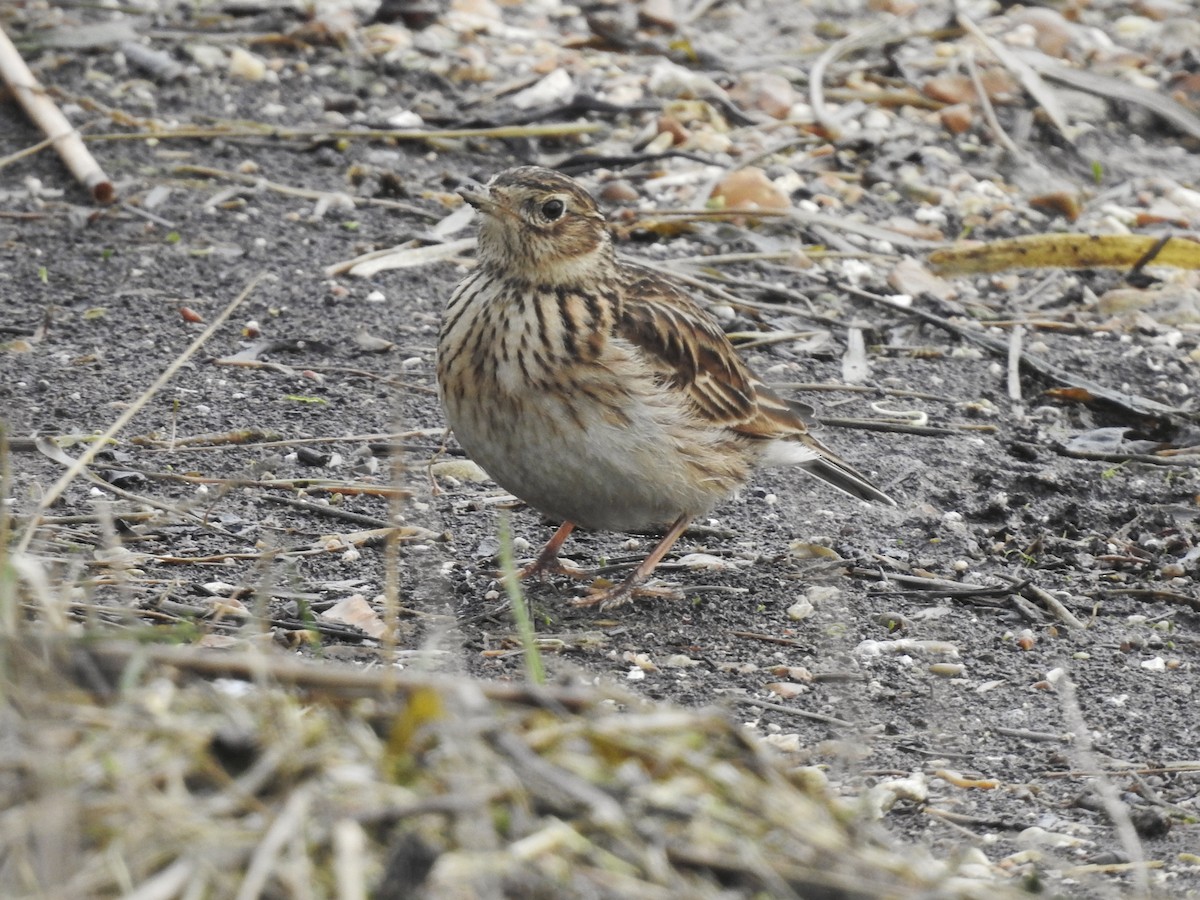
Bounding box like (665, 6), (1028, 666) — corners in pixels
(540, 198), (565, 220)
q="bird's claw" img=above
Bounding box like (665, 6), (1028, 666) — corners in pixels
(572, 579), (683, 610)
(516, 557), (589, 581)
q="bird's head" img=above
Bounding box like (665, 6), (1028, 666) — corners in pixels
(459, 166), (614, 284)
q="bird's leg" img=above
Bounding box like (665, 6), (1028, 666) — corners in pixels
(574, 514), (692, 609)
(517, 521), (587, 580)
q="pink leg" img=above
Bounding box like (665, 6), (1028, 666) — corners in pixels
(574, 515), (692, 610)
(517, 521), (587, 580)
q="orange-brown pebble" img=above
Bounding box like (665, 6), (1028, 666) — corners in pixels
(868, 0), (917, 13)
(1009, 8), (1076, 58)
(1029, 191), (1082, 222)
(940, 102), (974, 134)
(924, 75), (974, 105)
(711, 167), (790, 210)
(656, 114), (690, 145)
(730, 72), (797, 120)
(924, 70), (1019, 106)
(639, 0), (677, 30)
(599, 180), (640, 203)
(1133, 0), (1193, 19)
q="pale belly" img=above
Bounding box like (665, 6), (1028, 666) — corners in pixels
(443, 377), (754, 532)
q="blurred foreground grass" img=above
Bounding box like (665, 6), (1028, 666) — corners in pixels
(0, 608), (1032, 898)
(0, 426), (1023, 899)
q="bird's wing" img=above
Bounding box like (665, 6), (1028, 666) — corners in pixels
(615, 265), (809, 435)
(616, 264), (895, 506)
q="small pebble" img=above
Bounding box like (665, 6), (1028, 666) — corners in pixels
(765, 681), (806, 699)
(710, 167), (790, 211)
(929, 663), (966, 678)
(599, 180), (639, 203)
(787, 599), (814, 621)
(229, 47), (268, 81)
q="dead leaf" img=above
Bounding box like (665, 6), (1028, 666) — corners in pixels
(929, 234), (1200, 275)
(321, 594), (388, 639)
(354, 329), (395, 353)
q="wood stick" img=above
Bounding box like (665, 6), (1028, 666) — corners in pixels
(0, 25), (114, 202)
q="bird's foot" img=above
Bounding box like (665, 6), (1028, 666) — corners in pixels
(572, 515), (693, 610)
(572, 578), (684, 610)
(504, 521), (583, 582)
(517, 556), (589, 581)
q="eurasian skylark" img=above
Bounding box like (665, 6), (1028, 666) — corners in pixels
(437, 166), (894, 608)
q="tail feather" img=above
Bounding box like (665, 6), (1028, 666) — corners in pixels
(750, 384), (897, 505)
(801, 455), (896, 506)
(797, 431), (896, 506)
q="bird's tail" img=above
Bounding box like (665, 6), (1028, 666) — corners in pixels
(797, 433), (896, 506)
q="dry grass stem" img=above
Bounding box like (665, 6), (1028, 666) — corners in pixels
(956, 11), (1071, 141)
(0, 633), (1026, 897)
(14, 275), (262, 556)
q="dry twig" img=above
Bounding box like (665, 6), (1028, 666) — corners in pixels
(964, 46), (1021, 157)
(956, 11), (1071, 142)
(14, 276), (262, 555)
(809, 19), (907, 139)
(0, 25), (114, 201)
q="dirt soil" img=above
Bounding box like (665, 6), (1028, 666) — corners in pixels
(3, 1), (1200, 896)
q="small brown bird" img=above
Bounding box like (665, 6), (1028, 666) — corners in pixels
(437, 166), (894, 608)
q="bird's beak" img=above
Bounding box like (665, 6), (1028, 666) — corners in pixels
(458, 184), (502, 217)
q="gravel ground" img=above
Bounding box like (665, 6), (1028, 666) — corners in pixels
(3, 0), (1200, 895)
